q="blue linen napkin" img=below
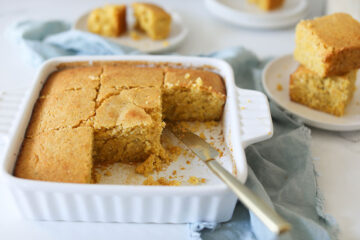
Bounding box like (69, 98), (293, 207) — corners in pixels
(7, 20), (338, 240)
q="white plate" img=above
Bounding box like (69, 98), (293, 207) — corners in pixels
(205, 0), (309, 29)
(263, 54), (360, 131)
(74, 9), (188, 53)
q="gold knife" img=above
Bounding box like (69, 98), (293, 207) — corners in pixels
(167, 124), (291, 235)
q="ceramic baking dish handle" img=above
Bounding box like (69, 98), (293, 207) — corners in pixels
(236, 88), (273, 148)
(0, 89), (28, 145)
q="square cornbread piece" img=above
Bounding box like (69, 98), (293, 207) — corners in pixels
(40, 66), (102, 96)
(93, 87), (165, 163)
(26, 89), (96, 137)
(87, 5), (127, 37)
(163, 69), (226, 121)
(97, 65), (163, 104)
(294, 13), (360, 77)
(248, 0), (285, 11)
(290, 65), (357, 116)
(132, 3), (171, 40)
(14, 127), (93, 183)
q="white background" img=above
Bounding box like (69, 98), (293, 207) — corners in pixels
(0, 0), (359, 239)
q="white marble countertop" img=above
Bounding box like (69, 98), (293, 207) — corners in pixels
(0, 0), (359, 239)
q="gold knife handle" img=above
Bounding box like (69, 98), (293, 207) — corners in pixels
(206, 160), (291, 234)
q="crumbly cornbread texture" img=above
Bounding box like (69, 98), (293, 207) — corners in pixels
(248, 0), (285, 11)
(294, 13), (360, 77)
(132, 3), (171, 40)
(290, 65), (357, 116)
(87, 5), (127, 37)
(163, 69), (226, 121)
(14, 64), (226, 183)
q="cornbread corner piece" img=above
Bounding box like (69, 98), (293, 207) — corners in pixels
(132, 2), (171, 40)
(97, 65), (164, 103)
(289, 65), (357, 116)
(14, 127), (94, 183)
(163, 69), (226, 121)
(248, 0), (285, 11)
(93, 87), (165, 164)
(87, 4), (127, 37)
(41, 66), (102, 96)
(26, 89), (96, 138)
(294, 13), (360, 77)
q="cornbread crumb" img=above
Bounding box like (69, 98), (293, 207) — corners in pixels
(199, 132), (206, 139)
(162, 41), (169, 47)
(290, 65), (357, 116)
(188, 176), (204, 185)
(136, 154), (163, 177)
(241, 106), (246, 110)
(130, 31), (142, 40)
(276, 83), (283, 91)
(143, 176), (181, 186)
(184, 73), (190, 79)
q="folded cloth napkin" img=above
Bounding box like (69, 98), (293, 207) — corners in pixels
(7, 20), (338, 240)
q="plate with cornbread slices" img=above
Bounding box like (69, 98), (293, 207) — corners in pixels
(74, 3), (188, 53)
(205, 0), (309, 29)
(2, 55), (272, 223)
(263, 13), (360, 131)
(263, 54), (360, 131)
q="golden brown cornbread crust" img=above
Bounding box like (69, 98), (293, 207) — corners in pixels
(14, 63), (226, 183)
(289, 65), (357, 116)
(294, 13), (360, 77)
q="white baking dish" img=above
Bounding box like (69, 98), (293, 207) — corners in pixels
(1, 55), (272, 223)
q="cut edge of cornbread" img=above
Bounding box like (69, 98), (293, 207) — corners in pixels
(163, 69), (226, 121)
(294, 13), (360, 77)
(132, 2), (172, 40)
(87, 4), (127, 37)
(289, 65), (357, 116)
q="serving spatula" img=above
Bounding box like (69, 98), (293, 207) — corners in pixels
(167, 124), (291, 235)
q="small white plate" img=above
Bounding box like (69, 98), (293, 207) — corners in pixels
(205, 0), (309, 29)
(263, 54), (360, 131)
(74, 9), (188, 53)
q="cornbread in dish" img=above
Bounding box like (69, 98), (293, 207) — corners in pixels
(289, 65), (357, 116)
(163, 68), (226, 121)
(14, 63), (226, 183)
(294, 13), (360, 77)
(248, 0), (285, 11)
(87, 5), (127, 37)
(14, 127), (93, 183)
(132, 2), (171, 40)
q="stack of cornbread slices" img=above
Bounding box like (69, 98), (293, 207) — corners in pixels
(290, 13), (360, 116)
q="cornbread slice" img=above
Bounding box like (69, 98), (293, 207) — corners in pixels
(97, 66), (163, 103)
(87, 5), (127, 37)
(41, 66), (102, 96)
(248, 0), (285, 11)
(294, 13), (360, 77)
(132, 3), (171, 40)
(93, 87), (164, 163)
(26, 89), (96, 137)
(289, 65), (357, 116)
(163, 69), (226, 121)
(14, 127), (93, 183)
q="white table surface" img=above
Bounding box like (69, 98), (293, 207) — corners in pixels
(0, 0), (359, 239)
